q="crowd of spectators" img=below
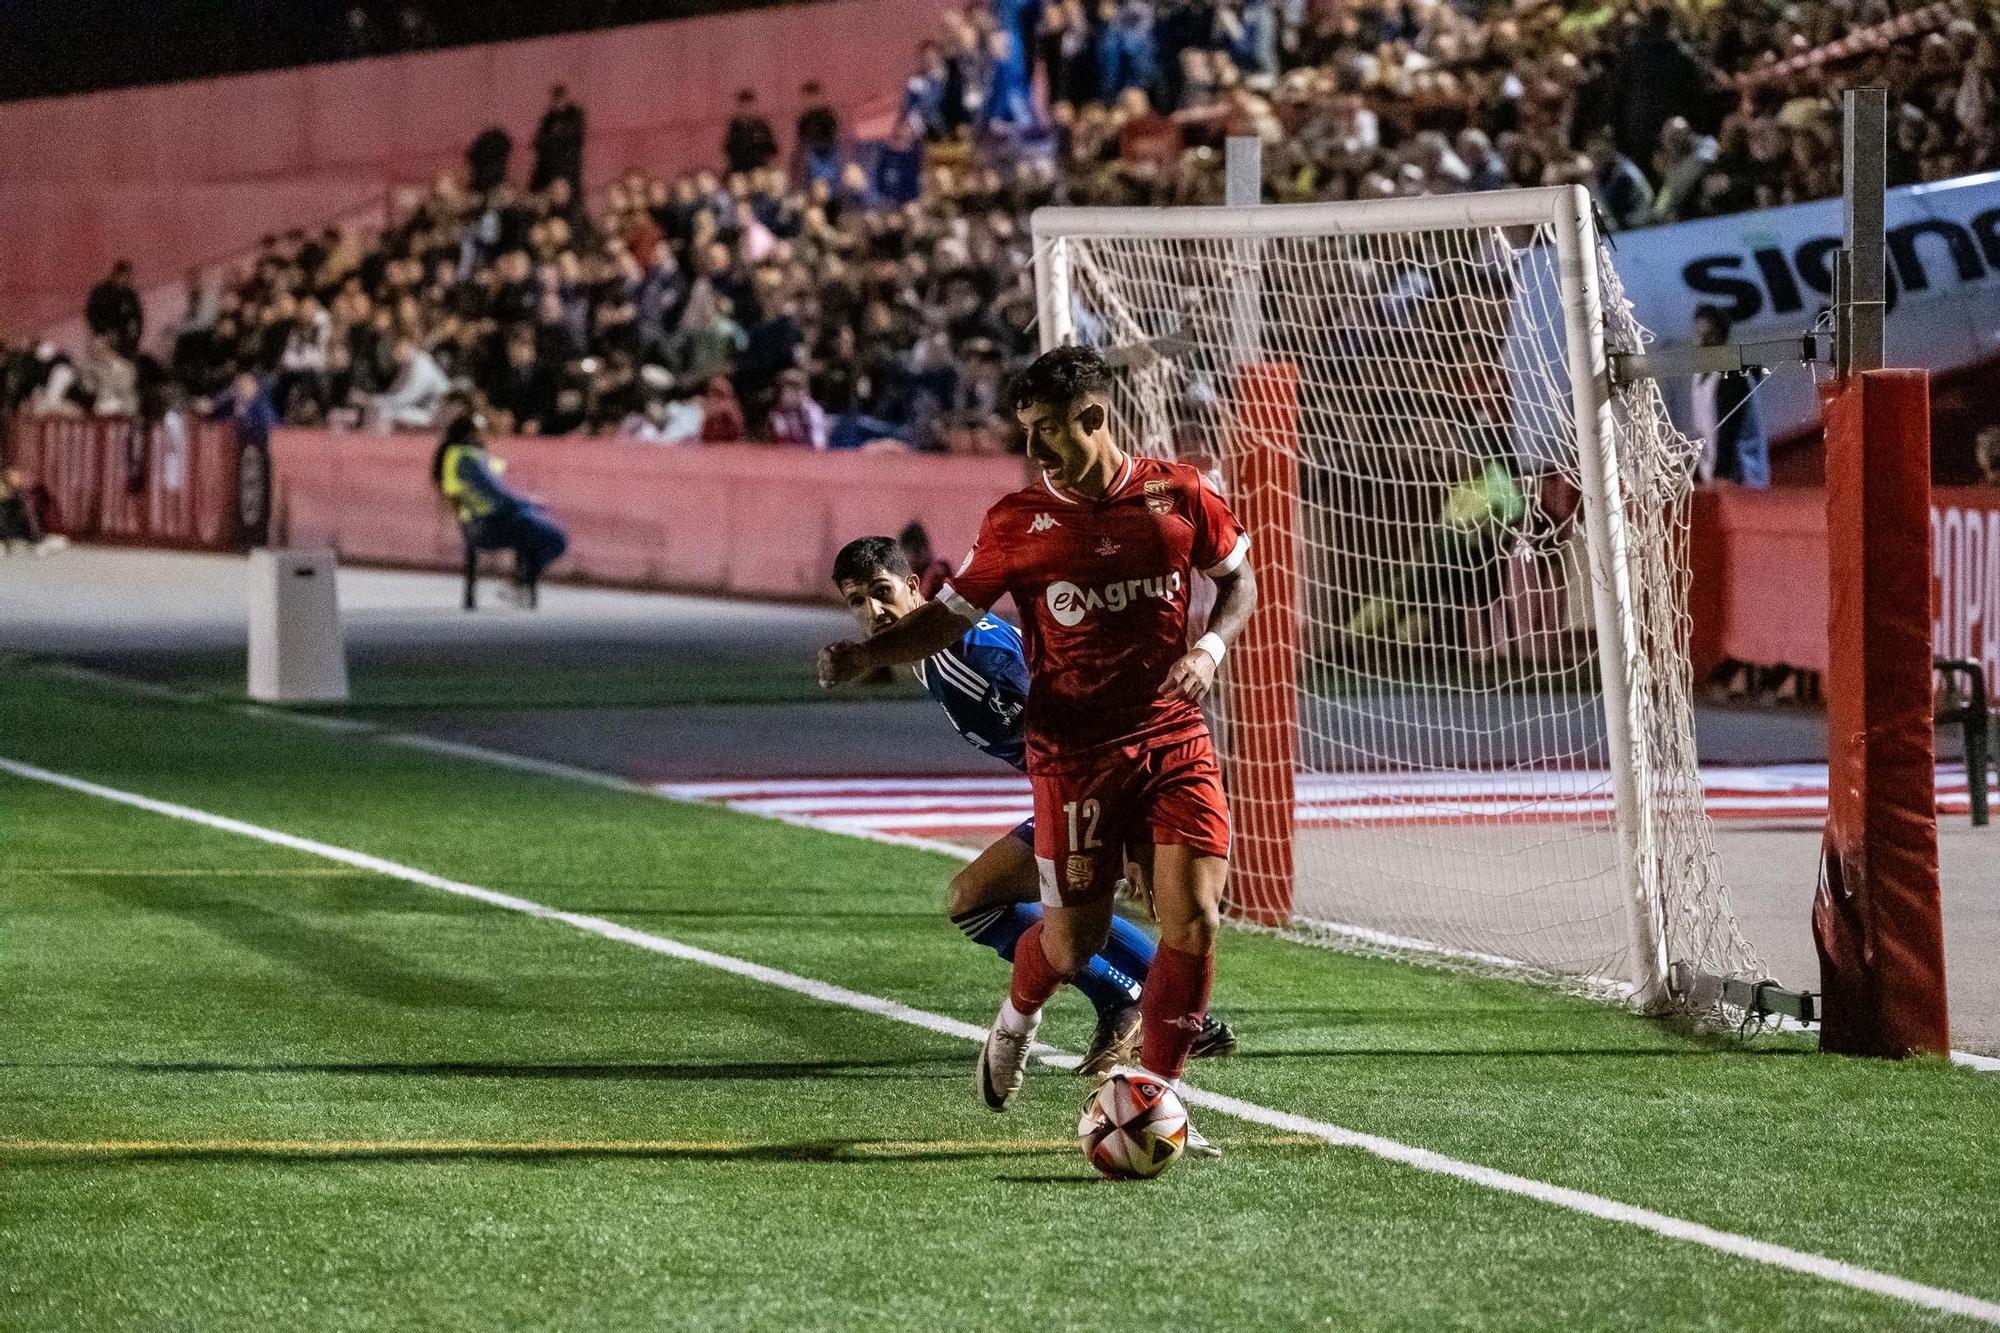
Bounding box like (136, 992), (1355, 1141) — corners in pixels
(3, 0), (1996, 455)
(1009, 0), (1998, 220)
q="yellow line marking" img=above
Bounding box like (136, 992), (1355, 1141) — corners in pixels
(0, 1134), (1324, 1156)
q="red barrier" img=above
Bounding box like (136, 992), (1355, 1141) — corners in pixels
(269, 429), (1024, 602)
(1814, 371), (1949, 1059)
(1686, 487), (1831, 677)
(1688, 483), (2000, 685)
(7, 414), (250, 549)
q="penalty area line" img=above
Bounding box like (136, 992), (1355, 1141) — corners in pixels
(3, 753), (1997, 1329)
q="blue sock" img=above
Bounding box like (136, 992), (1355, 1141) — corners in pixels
(1101, 912), (1158, 986)
(952, 903), (1144, 1018)
(1071, 951), (1143, 1016)
(953, 902), (1038, 963)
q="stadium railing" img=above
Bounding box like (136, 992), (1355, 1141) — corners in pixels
(5, 412), (264, 551)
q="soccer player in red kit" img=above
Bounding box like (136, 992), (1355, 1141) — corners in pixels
(818, 346), (1257, 1153)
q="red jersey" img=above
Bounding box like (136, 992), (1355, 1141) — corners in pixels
(938, 455), (1249, 773)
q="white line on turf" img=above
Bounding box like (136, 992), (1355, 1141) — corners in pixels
(4, 751), (1997, 1328)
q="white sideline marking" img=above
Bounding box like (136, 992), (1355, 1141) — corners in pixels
(5, 753), (1998, 1327)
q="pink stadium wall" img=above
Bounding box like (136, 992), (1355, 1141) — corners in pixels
(0, 0), (941, 339)
(268, 430), (1020, 602)
(1686, 483), (2000, 684)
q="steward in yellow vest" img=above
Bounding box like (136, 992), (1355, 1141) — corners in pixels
(430, 411), (568, 601)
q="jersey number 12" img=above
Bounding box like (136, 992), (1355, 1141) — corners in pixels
(1064, 799), (1101, 852)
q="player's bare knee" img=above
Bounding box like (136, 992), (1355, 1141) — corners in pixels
(1159, 908), (1218, 956)
(1039, 930), (1087, 977)
(1041, 915), (1109, 977)
(946, 865), (986, 918)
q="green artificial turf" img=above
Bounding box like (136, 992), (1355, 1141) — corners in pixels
(78, 647), (919, 711)
(1, 669), (1996, 1331)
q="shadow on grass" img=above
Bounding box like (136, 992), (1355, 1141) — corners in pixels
(13, 1055), (955, 1082)
(279, 695), (849, 714)
(27, 1138), (1093, 1170)
(96, 882), (506, 1009)
(1220, 1045), (1813, 1062)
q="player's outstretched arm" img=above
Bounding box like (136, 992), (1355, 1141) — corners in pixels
(1161, 562), (1258, 703)
(818, 600), (977, 688)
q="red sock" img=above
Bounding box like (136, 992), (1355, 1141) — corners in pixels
(1008, 921), (1066, 1017)
(1140, 943), (1214, 1080)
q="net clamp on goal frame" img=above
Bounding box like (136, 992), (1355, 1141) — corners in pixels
(1669, 965), (1818, 1025)
(1608, 332), (1828, 389)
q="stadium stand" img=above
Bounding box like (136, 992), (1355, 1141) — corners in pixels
(1, 0), (1995, 450)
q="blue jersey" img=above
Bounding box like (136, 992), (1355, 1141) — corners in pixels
(912, 615), (1028, 772)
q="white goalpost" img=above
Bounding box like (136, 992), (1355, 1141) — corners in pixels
(1032, 185), (1762, 1010)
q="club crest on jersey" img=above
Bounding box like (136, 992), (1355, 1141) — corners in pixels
(1029, 512), (1060, 533)
(1045, 571), (1183, 627)
(1144, 479), (1173, 513)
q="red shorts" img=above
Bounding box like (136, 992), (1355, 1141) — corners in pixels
(1031, 733), (1231, 907)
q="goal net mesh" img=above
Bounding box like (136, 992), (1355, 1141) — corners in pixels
(1046, 205), (1762, 1003)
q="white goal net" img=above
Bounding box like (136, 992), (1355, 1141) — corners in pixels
(1033, 187), (1761, 1009)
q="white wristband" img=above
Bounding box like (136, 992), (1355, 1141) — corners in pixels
(1193, 632), (1228, 666)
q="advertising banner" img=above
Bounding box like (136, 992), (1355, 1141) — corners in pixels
(1611, 171), (2000, 441)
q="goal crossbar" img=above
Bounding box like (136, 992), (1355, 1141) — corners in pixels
(1033, 186), (1592, 242)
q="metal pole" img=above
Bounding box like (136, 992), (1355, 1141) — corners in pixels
(1554, 187), (1668, 1010)
(1223, 136), (1264, 373)
(1225, 136), (1262, 207)
(1839, 87), (1886, 379)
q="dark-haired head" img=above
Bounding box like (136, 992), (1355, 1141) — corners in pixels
(897, 521), (935, 567)
(442, 411), (482, 446)
(1009, 343), (1113, 415)
(832, 535), (910, 587)
(1010, 344), (1118, 490)
(831, 536), (922, 638)
(430, 406), (485, 487)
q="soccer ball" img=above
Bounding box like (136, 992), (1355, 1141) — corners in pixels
(1078, 1073), (1188, 1180)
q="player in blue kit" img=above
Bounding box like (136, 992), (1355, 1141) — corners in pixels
(830, 536), (1236, 1076)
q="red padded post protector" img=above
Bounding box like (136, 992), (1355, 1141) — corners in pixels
(1221, 363), (1301, 926)
(1814, 369), (1950, 1057)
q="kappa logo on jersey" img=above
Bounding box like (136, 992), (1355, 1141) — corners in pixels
(1096, 537), (1121, 556)
(1045, 571), (1184, 627)
(1029, 512), (1061, 533)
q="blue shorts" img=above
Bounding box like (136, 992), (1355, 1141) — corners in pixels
(1007, 818), (1035, 848)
